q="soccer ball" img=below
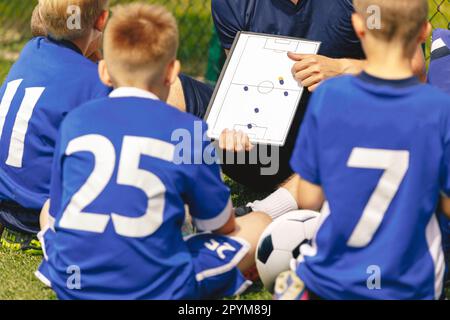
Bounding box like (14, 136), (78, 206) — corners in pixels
(255, 210), (320, 292)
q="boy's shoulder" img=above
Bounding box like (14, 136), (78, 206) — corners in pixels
(407, 82), (450, 114)
(317, 74), (354, 90)
(8, 37), (110, 97)
(318, 73), (450, 101)
(19, 37), (100, 79)
(311, 74), (450, 115)
(307, 75), (355, 111)
(22, 37), (91, 64)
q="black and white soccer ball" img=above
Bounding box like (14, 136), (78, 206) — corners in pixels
(255, 210), (320, 291)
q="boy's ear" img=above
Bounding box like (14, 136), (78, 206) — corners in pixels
(98, 60), (113, 87)
(418, 22), (432, 44)
(94, 10), (109, 32)
(352, 13), (366, 40)
(166, 60), (181, 86)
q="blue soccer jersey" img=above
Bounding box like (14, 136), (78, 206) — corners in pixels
(428, 29), (450, 95)
(36, 88), (240, 299)
(0, 37), (110, 232)
(428, 28), (450, 282)
(290, 73), (450, 300)
(212, 0), (364, 59)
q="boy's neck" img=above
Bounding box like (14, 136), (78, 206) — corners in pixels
(363, 42), (415, 80)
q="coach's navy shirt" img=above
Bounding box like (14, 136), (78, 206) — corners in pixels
(212, 0), (364, 59)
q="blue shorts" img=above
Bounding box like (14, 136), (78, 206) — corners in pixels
(36, 231), (251, 300)
(179, 73), (214, 119)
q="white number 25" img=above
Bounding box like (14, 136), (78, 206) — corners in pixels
(346, 148), (409, 248)
(59, 134), (175, 238)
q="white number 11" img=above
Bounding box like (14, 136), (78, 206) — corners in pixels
(346, 148), (410, 248)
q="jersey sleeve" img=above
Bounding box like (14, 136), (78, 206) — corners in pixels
(183, 125), (232, 231)
(290, 89), (323, 185)
(211, 0), (247, 49)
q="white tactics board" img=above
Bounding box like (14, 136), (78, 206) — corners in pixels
(205, 32), (321, 146)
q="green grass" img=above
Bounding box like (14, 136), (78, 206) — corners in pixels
(0, 59), (12, 84)
(0, 248), (56, 300)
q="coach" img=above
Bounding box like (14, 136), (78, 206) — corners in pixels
(172, 0), (425, 192)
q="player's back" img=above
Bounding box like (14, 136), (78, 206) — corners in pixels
(42, 88), (229, 299)
(0, 37), (109, 213)
(292, 73), (450, 299)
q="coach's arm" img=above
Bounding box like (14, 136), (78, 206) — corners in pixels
(440, 197), (450, 219)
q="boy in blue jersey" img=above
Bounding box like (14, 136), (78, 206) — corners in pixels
(31, 2), (212, 120)
(275, 0), (450, 300)
(0, 0), (110, 253)
(36, 3), (271, 300)
(428, 28), (450, 289)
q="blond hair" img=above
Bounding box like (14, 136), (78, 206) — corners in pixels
(31, 5), (47, 37)
(38, 0), (109, 40)
(354, 0), (428, 49)
(103, 3), (179, 87)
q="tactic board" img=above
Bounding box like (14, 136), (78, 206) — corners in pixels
(205, 32), (321, 146)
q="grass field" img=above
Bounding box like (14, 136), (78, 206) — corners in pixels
(0, 0), (449, 301)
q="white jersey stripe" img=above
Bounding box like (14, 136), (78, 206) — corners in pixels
(431, 38), (446, 53)
(425, 214), (445, 300)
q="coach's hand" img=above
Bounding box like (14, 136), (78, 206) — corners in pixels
(219, 129), (254, 152)
(288, 52), (345, 92)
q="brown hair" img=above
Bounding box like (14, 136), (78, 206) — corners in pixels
(354, 0), (428, 48)
(39, 0), (109, 40)
(103, 3), (179, 87)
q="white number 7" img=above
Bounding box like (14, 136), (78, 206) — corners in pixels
(346, 148), (409, 247)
